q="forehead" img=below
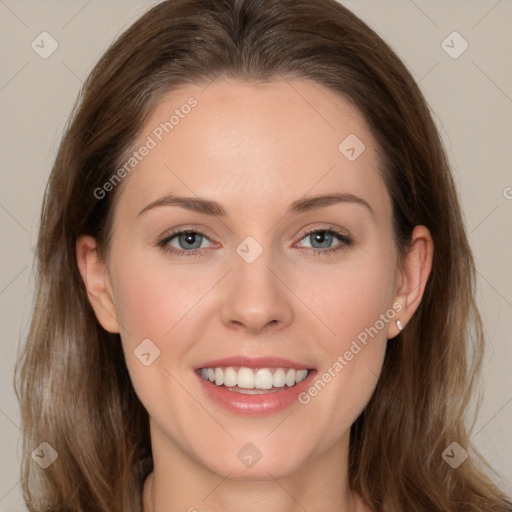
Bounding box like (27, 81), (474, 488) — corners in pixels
(114, 77), (390, 220)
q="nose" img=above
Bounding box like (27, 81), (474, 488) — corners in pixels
(220, 248), (294, 334)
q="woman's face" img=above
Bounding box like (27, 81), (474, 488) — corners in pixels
(97, 78), (405, 479)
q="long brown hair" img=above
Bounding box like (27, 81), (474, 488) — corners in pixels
(15, 0), (512, 511)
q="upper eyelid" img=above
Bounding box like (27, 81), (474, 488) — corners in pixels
(160, 225), (215, 241)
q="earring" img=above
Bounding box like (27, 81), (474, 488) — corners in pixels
(396, 319), (403, 331)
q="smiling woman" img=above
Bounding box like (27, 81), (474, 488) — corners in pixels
(14, 1), (512, 512)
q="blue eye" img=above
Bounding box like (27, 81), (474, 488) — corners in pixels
(158, 227), (352, 257)
(171, 231), (208, 250)
(296, 229), (352, 255)
(159, 229), (212, 257)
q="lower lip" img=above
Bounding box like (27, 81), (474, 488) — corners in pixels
(196, 370), (317, 416)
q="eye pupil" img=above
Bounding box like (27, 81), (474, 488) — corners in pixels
(310, 231), (333, 249)
(179, 232), (202, 249)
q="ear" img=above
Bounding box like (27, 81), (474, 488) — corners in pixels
(76, 235), (120, 333)
(388, 225), (434, 339)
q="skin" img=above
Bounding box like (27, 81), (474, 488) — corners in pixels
(77, 77), (433, 512)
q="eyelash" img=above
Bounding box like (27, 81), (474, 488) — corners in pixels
(158, 227), (353, 258)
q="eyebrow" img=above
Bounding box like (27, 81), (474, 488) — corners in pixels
(137, 192), (374, 218)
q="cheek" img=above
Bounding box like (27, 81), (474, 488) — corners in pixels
(110, 248), (208, 343)
(108, 250), (204, 400)
(109, 251), (200, 429)
(292, 245), (396, 429)
(296, 248), (397, 351)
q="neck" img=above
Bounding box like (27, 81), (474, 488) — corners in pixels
(144, 474), (362, 512)
(143, 427), (364, 512)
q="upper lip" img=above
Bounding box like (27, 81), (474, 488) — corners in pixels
(195, 356), (314, 370)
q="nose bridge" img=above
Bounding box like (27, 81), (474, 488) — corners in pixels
(235, 240), (276, 294)
(219, 235), (293, 332)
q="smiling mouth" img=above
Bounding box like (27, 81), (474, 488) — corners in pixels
(198, 366), (310, 394)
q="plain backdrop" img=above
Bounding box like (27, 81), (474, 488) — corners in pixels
(1, 1), (511, 509)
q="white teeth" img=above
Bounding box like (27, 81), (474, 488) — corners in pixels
(273, 368), (286, 387)
(285, 369), (296, 387)
(214, 367), (224, 386)
(199, 366), (310, 390)
(223, 366), (237, 387)
(254, 369), (273, 389)
(237, 367), (255, 389)
(296, 369), (308, 383)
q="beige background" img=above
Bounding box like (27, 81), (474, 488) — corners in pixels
(1, 0), (511, 509)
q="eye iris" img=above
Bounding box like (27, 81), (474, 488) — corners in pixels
(179, 232), (202, 250)
(310, 231), (333, 249)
